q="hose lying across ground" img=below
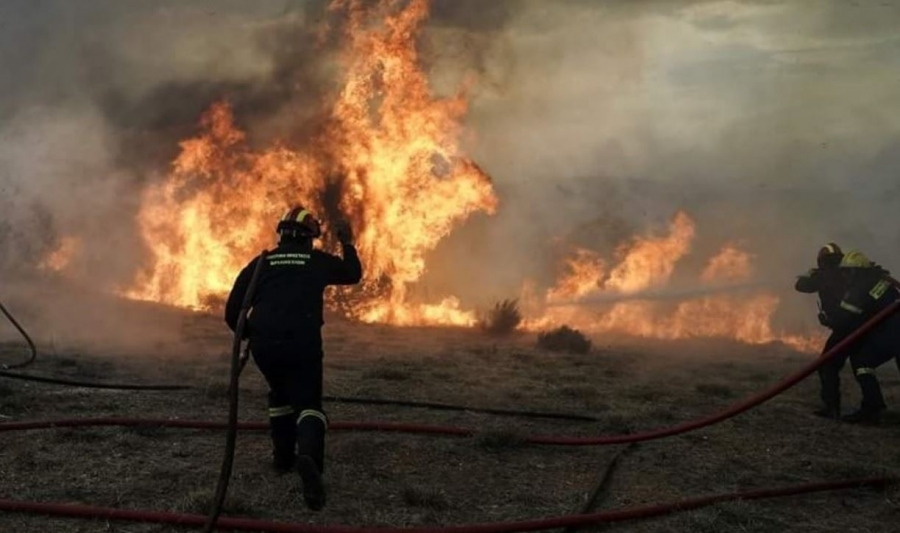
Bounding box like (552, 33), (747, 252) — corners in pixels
(0, 369), (191, 390)
(0, 366), (599, 419)
(8, 300), (894, 446)
(0, 299), (37, 370)
(0, 477), (890, 533)
(2, 293), (898, 530)
(0, 293), (600, 421)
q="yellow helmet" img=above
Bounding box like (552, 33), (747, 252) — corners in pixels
(839, 251), (872, 269)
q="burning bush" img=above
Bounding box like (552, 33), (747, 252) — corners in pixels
(479, 299), (522, 336)
(537, 326), (592, 354)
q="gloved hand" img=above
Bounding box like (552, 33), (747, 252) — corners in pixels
(817, 311), (831, 327)
(335, 220), (354, 246)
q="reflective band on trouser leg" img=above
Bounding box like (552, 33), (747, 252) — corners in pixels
(855, 367), (876, 377)
(268, 406), (294, 418)
(298, 409), (328, 428)
(841, 301), (864, 314)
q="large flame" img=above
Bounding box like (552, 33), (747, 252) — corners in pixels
(36, 1), (823, 351)
(530, 214), (822, 352)
(126, 0), (497, 325)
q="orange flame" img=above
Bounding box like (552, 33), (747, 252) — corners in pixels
(39, 237), (80, 273)
(530, 216), (822, 352)
(57, 0), (822, 351)
(700, 244), (753, 283)
(605, 211), (695, 293)
(547, 249), (606, 303)
(126, 0), (497, 324)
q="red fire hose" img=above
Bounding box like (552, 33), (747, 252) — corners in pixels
(1, 283), (897, 530)
(5, 299), (897, 446)
(0, 477), (890, 533)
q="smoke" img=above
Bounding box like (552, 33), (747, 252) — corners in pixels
(0, 0), (325, 349)
(424, 0), (900, 328)
(2, 0), (899, 345)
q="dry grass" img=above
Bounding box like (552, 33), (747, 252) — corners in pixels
(695, 382), (736, 399)
(363, 366), (413, 381)
(1, 308), (899, 533)
(474, 430), (527, 452)
(175, 489), (260, 517)
(402, 486), (451, 511)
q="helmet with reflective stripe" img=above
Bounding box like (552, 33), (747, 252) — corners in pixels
(276, 206), (322, 239)
(817, 242), (843, 269)
(839, 250), (872, 269)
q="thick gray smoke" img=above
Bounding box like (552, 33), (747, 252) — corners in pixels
(428, 1), (900, 328)
(1, 0), (899, 346)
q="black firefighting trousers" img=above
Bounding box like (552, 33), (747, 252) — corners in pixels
(249, 331), (328, 473)
(818, 314), (900, 412)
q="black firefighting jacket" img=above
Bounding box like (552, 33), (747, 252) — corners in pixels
(224, 241), (362, 339)
(795, 267), (846, 329)
(828, 266), (897, 332)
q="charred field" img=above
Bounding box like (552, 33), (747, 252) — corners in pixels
(1, 301), (899, 533)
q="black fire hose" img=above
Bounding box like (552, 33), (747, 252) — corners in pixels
(0, 369), (189, 391)
(0, 299), (37, 370)
(320, 396), (601, 422)
(1, 294), (186, 390)
(204, 250), (268, 533)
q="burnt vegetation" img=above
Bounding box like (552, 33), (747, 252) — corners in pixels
(479, 298), (522, 336)
(537, 325), (592, 354)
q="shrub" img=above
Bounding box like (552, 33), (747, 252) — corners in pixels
(479, 299), (522, 336)
(537, 326), (592, 354)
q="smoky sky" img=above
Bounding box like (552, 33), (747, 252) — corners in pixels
(2, 0), (900, 331)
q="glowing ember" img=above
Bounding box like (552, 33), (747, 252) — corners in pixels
(126, 0), (497, 324)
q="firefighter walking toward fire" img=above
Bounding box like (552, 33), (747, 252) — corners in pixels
(796, 244), (900, 423)
(225, 206), (362, 510)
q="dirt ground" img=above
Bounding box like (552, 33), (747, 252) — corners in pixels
(1, 301), (899, 532)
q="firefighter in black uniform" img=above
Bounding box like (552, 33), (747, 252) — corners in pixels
(794, 243), (848, 419)
(225, 206), (362, 510)
(827, 251), (900, 423)
(797, 246), (900, 424)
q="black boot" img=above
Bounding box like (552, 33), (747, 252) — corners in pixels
(297, 455), (325, 511)
(813, 402), (841, 420)
(815, 365), (842, 419)
(297, 409), (327, 510)
(842, 406), (884, 424)
(269, 409), (297, 473)
(842, 374), (886, 425)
